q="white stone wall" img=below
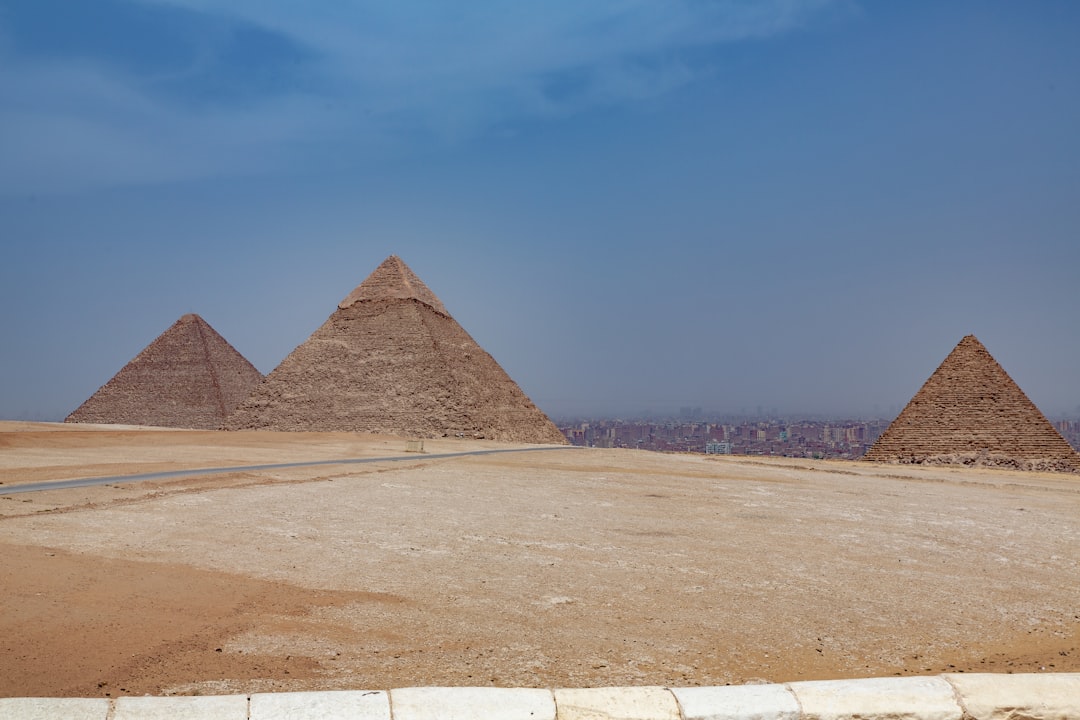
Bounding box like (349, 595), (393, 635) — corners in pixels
(2, 674), (1078, 720)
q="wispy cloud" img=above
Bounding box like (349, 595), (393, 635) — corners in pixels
(0, 0), (850, 194)
(0, 62), (344, 193)
(148, 0), (848, 116)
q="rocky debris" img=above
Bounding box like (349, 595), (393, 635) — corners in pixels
(66, 314), (263, 430)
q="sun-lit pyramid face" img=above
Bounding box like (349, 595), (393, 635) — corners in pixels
(66, 313), (263, 429)
(865, 335), (1080, 472)
(224, 256), (566, 444)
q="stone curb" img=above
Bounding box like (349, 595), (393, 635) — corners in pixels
(0, 674), (1076, 720)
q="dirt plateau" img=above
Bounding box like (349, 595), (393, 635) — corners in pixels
(1, 421), (1078, 698)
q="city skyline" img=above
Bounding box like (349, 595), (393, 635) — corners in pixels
(2, 1), (1079, 421)
(556, 415), (1080, 458)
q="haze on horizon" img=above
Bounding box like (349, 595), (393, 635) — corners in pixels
(2, 1), (1078, 423)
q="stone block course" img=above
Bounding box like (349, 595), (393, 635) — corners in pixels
(944, 672), (1080, 720)
(249, 689), (390, 719)
(112, 694), (248, 720)
(391, 686), (557, 720)
(554, 686), (682, 720)
(671, 684), (801, 720)
(0, 697), (109, 720)
(788, 677), (962, 720)
(4, 674), (1080, 719)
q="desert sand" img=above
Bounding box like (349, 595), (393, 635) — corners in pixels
(1, 421), (1078, 698)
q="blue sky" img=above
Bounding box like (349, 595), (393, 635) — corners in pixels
(2, 0), (1078, 421)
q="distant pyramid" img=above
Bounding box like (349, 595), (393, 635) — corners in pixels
(864, 335), (1080, 472)
(66, 314), (263, 429)
(224, 255), (566, 444)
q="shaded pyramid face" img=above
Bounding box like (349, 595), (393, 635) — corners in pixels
(66, 314), (264, 430)
(864, 335), (1080, 472)
(224, 256), (567, 444)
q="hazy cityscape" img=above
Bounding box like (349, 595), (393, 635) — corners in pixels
(557, 413), (1080, 459)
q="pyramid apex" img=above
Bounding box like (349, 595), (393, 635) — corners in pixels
(338, 255), (448, 315)
(952, 334), (985, 351)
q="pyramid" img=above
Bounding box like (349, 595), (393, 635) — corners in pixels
(223, 255), (567, 444)
(66, 314), (263, 429)
(864, 335), (1080, 472)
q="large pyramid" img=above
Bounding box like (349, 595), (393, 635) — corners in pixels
(223, 255), (566, 444)
(864, 335), (1080, 472)
(66, 313), (263, 429)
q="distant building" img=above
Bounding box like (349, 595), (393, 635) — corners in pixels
(705, 441), (733, 455)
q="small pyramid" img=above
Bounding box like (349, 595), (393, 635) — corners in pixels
(864, 335), (1080, 472)
(66, 314), (263, 429)
(224, 256), (566, 444)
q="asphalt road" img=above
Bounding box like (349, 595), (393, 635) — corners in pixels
(0, 446), (576, 496)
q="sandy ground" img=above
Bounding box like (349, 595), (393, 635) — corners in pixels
(1, 421), (1078, 698)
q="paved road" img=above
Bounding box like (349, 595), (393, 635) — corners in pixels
(0, 446), (577, 496)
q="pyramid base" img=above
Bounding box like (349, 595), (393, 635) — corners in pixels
(869, 450), (1079, 474)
